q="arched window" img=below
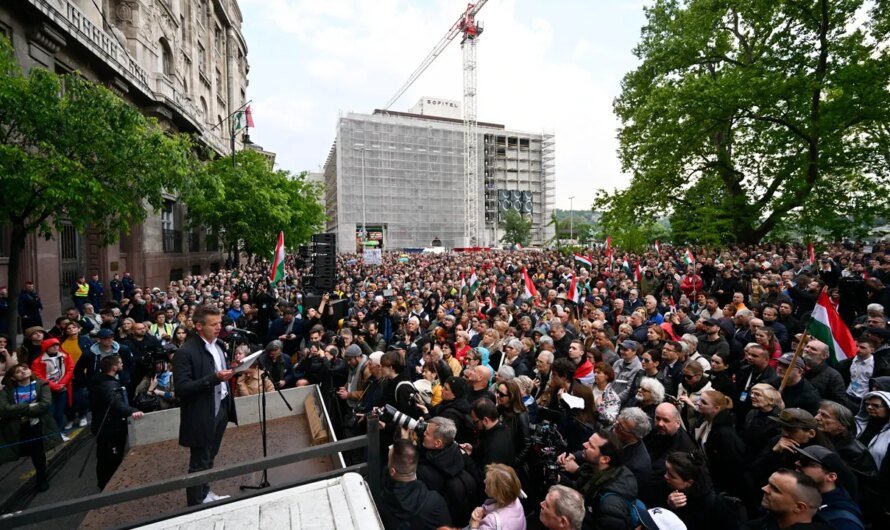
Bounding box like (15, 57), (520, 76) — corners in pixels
(199, 96), (208, 120)
(159, 38), (173, 76)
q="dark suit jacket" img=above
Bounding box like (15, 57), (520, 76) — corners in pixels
(174, 335), (238, 447)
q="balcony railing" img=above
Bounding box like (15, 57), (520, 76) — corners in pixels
(162, 229), (182, 253)
(188, 232), (200, 252)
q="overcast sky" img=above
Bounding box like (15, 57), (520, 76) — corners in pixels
(239, 0), (649, 210)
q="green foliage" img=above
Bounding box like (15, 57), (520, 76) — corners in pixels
(182, 150), (325, 256)
(0, 35), (195, 243)
(602, 0), (890, 244)
(500, 210), (532, 247)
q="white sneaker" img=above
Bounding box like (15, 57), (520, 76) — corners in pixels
(61, 434), (70, 442)
(202, 491), (230, 503)
(78, 417), (89, 427)
(64, 421), (74, 430)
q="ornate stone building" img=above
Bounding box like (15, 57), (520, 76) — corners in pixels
(0, 0), (251, 319)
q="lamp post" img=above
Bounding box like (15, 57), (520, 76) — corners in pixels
(568, 196), (575, 243)
(354, 145), (366, 245)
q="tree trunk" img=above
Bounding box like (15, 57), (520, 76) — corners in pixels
(5, 223), (28, 350)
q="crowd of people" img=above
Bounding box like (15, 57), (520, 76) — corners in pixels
(1, 241), (889, 529)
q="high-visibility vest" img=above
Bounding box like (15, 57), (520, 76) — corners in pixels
(75, 283), (89, 297)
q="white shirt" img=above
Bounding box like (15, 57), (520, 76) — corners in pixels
(848, 355), (874, 399)
(201, 336), (228, 401)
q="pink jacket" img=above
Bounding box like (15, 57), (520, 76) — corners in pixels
(477, 498), (526, 530)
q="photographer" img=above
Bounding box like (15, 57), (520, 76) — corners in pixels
(413, 416), (482, 527)
(267, 306), (300, 359)
(461, 398), (515, 468)
(260, 340), (295, 389)
(133, 354), (176, 411)
(294, 341), (334, 390)
(336, 345), (369, 409)
(122, 322), (162, 398)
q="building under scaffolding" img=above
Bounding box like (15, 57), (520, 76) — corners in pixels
(323, 97), (555, 253)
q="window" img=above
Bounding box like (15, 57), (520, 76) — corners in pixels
(199, 96), (208, 120)
(60, 223), (77, 260)
(161, 200), (175, 230)
(197, 43), (206, 73)
(159, 38), (173, 76)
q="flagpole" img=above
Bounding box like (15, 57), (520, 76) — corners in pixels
(206, 99), (253, 168)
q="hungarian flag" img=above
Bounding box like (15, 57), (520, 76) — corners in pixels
(683, 249), (695, 267)
(654, 240), (661, 254)
(574, 253), (592, 268)
(605, 235), (612, 253)
(489, 282), (498, 307)
(567, 274), (582, 304)
(468, 268), (479, 297)
(622, 255), (631, 274)
(513, 243), (523, 250)
(459, 272), (467, 294)
(808, 243), (815, 265)
(269, 231), (285, 286)
(633, 262), (642, 282)
(233, 105), (255, 132)
(808, 291), (856, 366)
(522, 268), (538, 300)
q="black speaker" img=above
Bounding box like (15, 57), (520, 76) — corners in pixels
(311, 233), (336, 247)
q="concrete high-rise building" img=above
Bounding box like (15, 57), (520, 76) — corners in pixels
(323, 97), (555, 253)
(0, 0), (253, 318)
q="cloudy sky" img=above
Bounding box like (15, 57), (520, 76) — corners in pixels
(239, 0), (649, 210)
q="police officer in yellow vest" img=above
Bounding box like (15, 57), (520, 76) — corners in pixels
(73, 275), (90, 313)
(149, 312), (176, 344)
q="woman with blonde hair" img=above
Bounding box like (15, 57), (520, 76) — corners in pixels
(694, 389), (745, 497)
(468, 463), (526, 530)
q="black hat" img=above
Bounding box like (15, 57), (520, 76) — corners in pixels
(704, 318), (720, 326)
(387, 341), (408, 351)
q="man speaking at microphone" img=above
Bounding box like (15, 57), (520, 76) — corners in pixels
(174, 305), (238, 505)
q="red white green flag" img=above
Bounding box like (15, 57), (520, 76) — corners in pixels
(654, 240), (661, 254)
(808, 291), (856, 365)
(468, 268), (479, 297)
(522, 268), (538, 300)
(567, 274), (582, 305)
(269, 231), (285, 286)
(683, 249), (695, 267)
(574, 253), (592, 268)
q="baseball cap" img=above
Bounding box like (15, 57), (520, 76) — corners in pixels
(704, 318), (720, 326)
(620, 339), (641, 351)
(639, 507), (687, 530)
(777, 352), (806, 370)
(387, 341), (408, 351)
(344, 344), (363, 358)
(769, 408), (818, 430)
(97, 328), (115, 339)
(792, 445), (844, 473)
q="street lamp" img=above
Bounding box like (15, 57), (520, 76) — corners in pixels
(568, 196), (575, 243)
(353, 144), (366, 244)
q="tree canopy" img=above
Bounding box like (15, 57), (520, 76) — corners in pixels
(597, 0), (890, 244)
(500, 210), (532, 247)
(0, 35), (195, 342)
(182, 149), (325, 257)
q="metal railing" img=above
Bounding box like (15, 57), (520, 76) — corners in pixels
(162, 228), (183, 253)
(0, 419), (381, 528)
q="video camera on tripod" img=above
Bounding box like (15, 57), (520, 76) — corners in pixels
(530, 418), (568, 488)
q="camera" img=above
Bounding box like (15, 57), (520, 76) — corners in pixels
(530, 420), (567, 487)
(377, 404), (427, 435)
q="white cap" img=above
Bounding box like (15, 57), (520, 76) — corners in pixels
(641, 507), (687, 530)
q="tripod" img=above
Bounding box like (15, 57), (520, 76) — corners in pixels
(240, 362), (293, 490)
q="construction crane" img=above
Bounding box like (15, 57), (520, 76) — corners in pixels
(384, 1), (488, 247)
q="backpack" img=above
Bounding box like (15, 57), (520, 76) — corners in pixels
(599, 492), (647, 529)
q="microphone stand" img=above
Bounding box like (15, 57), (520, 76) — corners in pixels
(240, 358), (293, 491)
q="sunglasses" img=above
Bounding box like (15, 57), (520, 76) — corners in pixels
(683, 373), (697, 379)
(497, 391), (509, 398)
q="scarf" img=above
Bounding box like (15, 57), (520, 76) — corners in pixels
(576, 462), (622, 497)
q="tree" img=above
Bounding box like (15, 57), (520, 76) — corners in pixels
(599, 0), (890, 244)
(182, 150), (325, 261)
(500, 210), (531, 248)
(0, 36), (195, 345)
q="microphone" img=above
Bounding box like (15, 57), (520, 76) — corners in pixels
(225, 325), (257, 336)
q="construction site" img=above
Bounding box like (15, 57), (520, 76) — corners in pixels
(322, 1), (555, 253)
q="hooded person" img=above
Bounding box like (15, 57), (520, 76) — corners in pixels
(30, 338), (74, 436)
(425, 376), (474, 444)
(853, 378), (890, 486)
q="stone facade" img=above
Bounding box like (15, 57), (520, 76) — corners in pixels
(0, 0), (251, 321)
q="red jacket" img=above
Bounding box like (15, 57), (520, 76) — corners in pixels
(31, 353), (74, 406)
(680, 274), (703, 296)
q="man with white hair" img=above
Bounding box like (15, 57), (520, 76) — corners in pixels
(802, 339), (850, 407)
(613, 407), (653, 498)
(503, 337), (530, 377)
(539, 485), (585, 530)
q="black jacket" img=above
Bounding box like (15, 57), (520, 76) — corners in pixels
(579, 465), (639, 530)
(416, 443), (480, 527)
(173, 335), (238, 448)
(378, 476), (451, 530)
(672, 490), (741, 530)
(433, 397), (474, 444)
(703, 410), (746, 498)
(780, 378), (822, 415)
(474, 421), (515, 468)
(643, 428), (697, 506)
(501, 410), (532, 466)
(622, 440), (653, 501)
(742, 407), (782, 459)
(804, 363), (849, 407)
(88, 373), (138, 437)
